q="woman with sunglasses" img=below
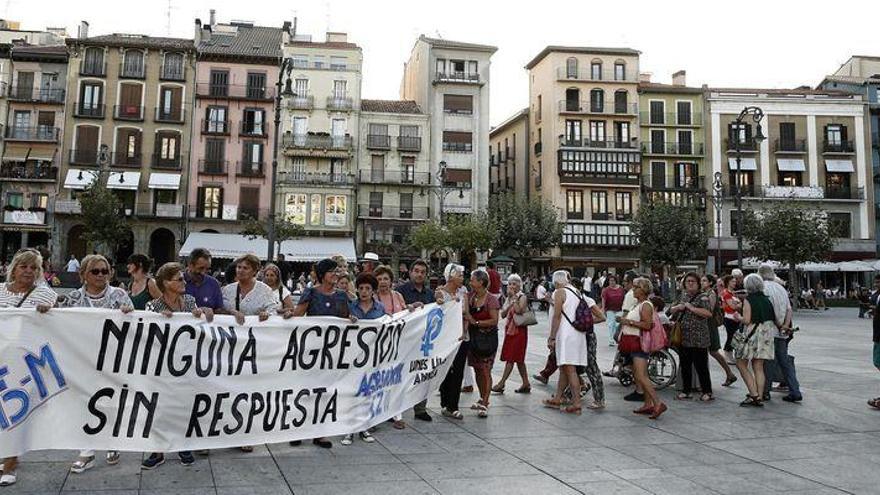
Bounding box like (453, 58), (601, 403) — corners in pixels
(0, 249), (57, 487)
(57, 254), (134, 475)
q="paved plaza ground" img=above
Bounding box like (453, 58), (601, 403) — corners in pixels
(4, 307), (880, 494)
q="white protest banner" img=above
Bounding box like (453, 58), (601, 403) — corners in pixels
(0, 302), (462, 457)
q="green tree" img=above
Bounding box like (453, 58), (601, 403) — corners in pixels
(78, 179), (130, 257)
(239, 215), (305, 257)
(631, 202), (707, 296)
(488, 193), (564, 260)
(446, 212), (496, 258)
(408, 220), (447, 257)
(743, 202), (835, 297)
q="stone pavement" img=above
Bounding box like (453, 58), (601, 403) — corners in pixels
(3, 308), (879, 494)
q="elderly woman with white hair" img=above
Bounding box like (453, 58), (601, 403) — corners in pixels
(734, 273), (777, 407)
(436, 263), (469, 419)
(0, 249), (58, 487)
(492, 274), (532, 394)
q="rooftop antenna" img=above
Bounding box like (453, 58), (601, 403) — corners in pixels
(165, 0), (172, 36)
(324, 1), (330, 33)
(435, 30), (443, 39)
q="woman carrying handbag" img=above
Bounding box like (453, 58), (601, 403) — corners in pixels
(492, 274), (534, 394)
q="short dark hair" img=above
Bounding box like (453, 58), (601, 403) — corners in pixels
(722, 275), (734, 287)
(127, 253), (153, 273)
(682, 271), (701, 288)
(411, 259), (429, 272)
(623, 270), (638, 283)
(486, 260), (495, 269)
(355, 272), (378, 291)
(189, 248), (211, 264)
(704, 273), (717, 286)
(649, 295), (666, 312)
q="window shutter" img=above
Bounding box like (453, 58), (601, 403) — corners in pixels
(728, 124), (736, 143)
(196, 187), (205, 216)
(840, 125), (848, 142)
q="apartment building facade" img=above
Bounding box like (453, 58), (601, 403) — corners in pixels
(819, 56), (880, 254)
(706, 89), (875, 266)
(488, 108), (529, 200)
(401, 36), (496, 229)
(357, 99), (430, 263)
(56, 33), (195, 266)
(0, 45), (67, 259)
(277, 31), (361, 253)
(525, 46), (641, 274)
(638, 72), (707, 211)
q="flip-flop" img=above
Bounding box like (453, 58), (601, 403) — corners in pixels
(674, 393), (692, 401)
(722, 376), (738, 387)
(868, 397), (880, 409)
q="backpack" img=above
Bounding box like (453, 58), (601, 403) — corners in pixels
(562, 287), (594, 333)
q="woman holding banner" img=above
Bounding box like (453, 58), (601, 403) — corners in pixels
(141, 262), (212, 469)
(436, 263), (469, 420)
(262, 263), (294, 311)
(0, 249), (58, 487)
(375, 264), (408, 428)
(58, 254), (134, 475)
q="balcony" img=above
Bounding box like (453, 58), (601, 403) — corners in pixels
(79, 60), (107, 77)
(639, 112), (702, 126)
(761, 185), (824, 199)
(195, 83), (275, 101)
(282, 134), (353, 154)
(823, 140), (855, 154)
(111, 152), (143, 168)
(433, 71), (481, 84)
(725, 138), (759, 152)
(287, 94), (314, 110)
(8, 86), (65, 103)
(130, 202), (186, 219)
(397, 136), (421, 152)
(74, 103), (106, 119)
(561, 138), (639, 150)
(557, 160), (641, 185)
(562, 222), (637, 248)
(2, 209), (47, 225)
(5, 126), (59, 142)
(202, 119), (231, 136)
(824, 186), (864, 200)
(119, 63), (146, 79)
(0, 164), (58, 182)
(558, 100), (638, 116)
(239, 121), (268, 138)
(556, 67), (637, 82)
(160, 65), (186, 82)
(643, 176), (707, 208)
(442, 142), (473, 153)
(155, 107), (185, 124)
(366, 134), (391, 150)
(534, 142), (542, 155)
(114, 105), (144, 121)
(280, 170), (355, 186)
(198, 159), (228, 176)
(152, 153), (185, 170)
(640, 141), (705, 156)
(237, 161), (265, 178)
(69, 149), (99, 165)
(773, 139), (807, 153)
(358, 205), (430, 220)
(358, 169), (432, 186)
(326, 96), (353, 111)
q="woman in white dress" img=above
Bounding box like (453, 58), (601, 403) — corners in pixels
(543, 270), (588, 414)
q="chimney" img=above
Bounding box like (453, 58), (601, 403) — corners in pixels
(77, 20), (89, 39)
(194, 18), (202, 43)
(326, 32), (348, 43)
(639, 72), (652, 83)
(209, 9), (216, 26)
(672, 70), (687, 87)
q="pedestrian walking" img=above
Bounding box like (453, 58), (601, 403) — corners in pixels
(702, 274), (737, 387)
(601, 274), (625, 346)
(721, 275), (742, 364)
(492, 274), (532, 394)
(669, 272), (715, 402)
(734, 274), (777, 407)
(543, 270), (589, 415)
(758, 264), (801, 403)
(868, 275), (880, 410)
(618, 277), (667, 419)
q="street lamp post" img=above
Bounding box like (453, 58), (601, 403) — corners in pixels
(267, 58), (296, 261)
(422, 160), (464, 223)
(732, 106), (765, 269)
(710, 171), (723, 273)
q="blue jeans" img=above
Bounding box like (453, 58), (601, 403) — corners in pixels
(606, 310), (619, 343)
(764, 337), (801, 397)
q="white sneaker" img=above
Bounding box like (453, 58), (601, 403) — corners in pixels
(340, 434), (353, 446)
(359, 431), (375, 443)
(0, 472), (15, 486)
(70, 456), (95, 474)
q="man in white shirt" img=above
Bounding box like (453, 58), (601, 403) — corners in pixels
(536, 283), (550, 311)
(758, 264), (801, 402)
(65, 255), (80, 273)
(582, 274), (592, 297)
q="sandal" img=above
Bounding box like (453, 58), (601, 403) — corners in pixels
(633, 405), (653, 415)
(70, 456), (96, 474)
(515, 385), (531, 394)
(699, 393), (715, 402)
(675, 393), (692, 401)
(561, 405), (582, 415)
(739, 395), (763, 407)
(542, 398), (562, 409)
(0, 471), (16, 487)
(491, 384), (505, 394)
(393, 419), (406, 429)
(868, 397), (880, 409)
(586, 400), (605, 410)
(649, 403), (668, 420)
(441, 407), (464, 420)
(722, 376), (738, 387)
(239, 446), (254, 452)
(106, 451), (120, 465)
(476, 404), (489, 418)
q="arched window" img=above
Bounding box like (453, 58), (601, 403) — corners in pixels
(565, 88), (580, 111)
(122, 50), (144, 78)
(590, 89), (604, 113)
(614, 90), (628, 114)
(590, 59), (603, 80)
(162, 52), (184, 80)
(83, 47), (104, 76)
(614, 60), (626, 81)
(566, 57), (578, 78)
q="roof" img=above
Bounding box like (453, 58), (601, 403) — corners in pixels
(286, 40), (360, 51)
(418, 35), (497, 53)
(360, 99), (422, 114)
(708, 87), (856, 97)
(67, 34), (194, 51)
(198, 25), (282, 60)
(11, 44), (68, 61)
(525, 45), (640, 70)
(638, 82), (703, 94)
(490, 108), (529, 136)
(821, 74), (880, 86)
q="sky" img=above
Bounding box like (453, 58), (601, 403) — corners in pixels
(8, 0), (880, 126)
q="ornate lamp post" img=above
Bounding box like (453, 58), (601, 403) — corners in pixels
(267, 58), (296, 261)
(732, 106), (765, 269)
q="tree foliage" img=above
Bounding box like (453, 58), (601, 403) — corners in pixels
(631, 202), (707, 272)
(407, 213), (496, 261)
(78, 178), (130, 257)
(239, 215), (305, 255)
(488, 193), (564, 258)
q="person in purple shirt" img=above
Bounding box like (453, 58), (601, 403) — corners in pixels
(184, 248), (224, 311)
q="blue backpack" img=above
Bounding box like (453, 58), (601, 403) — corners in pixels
(563, 287), (594, 333)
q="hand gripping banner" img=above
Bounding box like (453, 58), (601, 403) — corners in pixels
(0, 302), (462, 456)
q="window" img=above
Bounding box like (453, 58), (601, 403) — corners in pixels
(615, 121), (630, 146)
(443, 131), (473, 152)
(435, 58), (446, 76)
(468, 61), (478, 77)
(197, 186), (222, 219)
(153, 190), (176, 215)
(332, 80), (347, 99)
(156, 132), (179, 163)
(589, 89), (604, 112)
(401, 156), (415, 183)
(566, 57), (578, 78)
(369, 192), (384, 216)
(565, 88), (580, 112)
(779, 122), (796, 150)
(6, 192), (23, 209)
(312, 56), (324, 69)
(285, 193), (307, 225)
(565, 120), (582, 145)
(677, 130), (693, 155)
(310, 194), (322, 225)
(83, 47), (104, 75)
(566, 190), (583, 219)
(242, 108), (265, 135)
(330, 57), (347, 70)
(370, 154), (385, 181)
(325, 195), (347, 226)
(294, 78), (308, 95)
(537, 95), (542, 117)
(80, 82), (103, 114)
(443, 94), (473, 114)
(121, 50), (144, 77)
(826, 172), (851, 198)
(591, 191), (608, 219)
(246, 73), (267, 99)
(828, 213), (851, 238)
(649, 101), (665, 124)
(779, 171), (802, 186)
(728, 170), (754, 196)
(651, 129), (665, 154)
(369, 123), (388, 136)
(728, 123), (750, 145)
(730, 210), (744, 237)
(292, 55), (308, 68)
(292, 116), (307, 136)
(536, 160), (542, 188)
(31, 193), (48, 210)
(615, 192), (632, 219)
(239, 187), (260, 218)
(589, 121), (606, 143)
(243, 142), (263, 171)
(117, 83), (143, 119)
(162, 53), (184, 79)
(650, 161), (666, 188)
(204, 138), (225, 168)
(614, 90), (628, 114)
(590, 61), (602, 80)
(209, 70), (229, 97)
(614, 62), (626, 81)
(826, 124), (843, 145)
(206, 106), (228, 133)
(400, 193), (413, 218)
(675, 162), (698, 188)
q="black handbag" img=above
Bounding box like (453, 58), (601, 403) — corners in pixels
(469, 324), (498, 358)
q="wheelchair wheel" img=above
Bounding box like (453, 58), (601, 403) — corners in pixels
(617, 369), (634, 387)
(647, 349), (677, 390)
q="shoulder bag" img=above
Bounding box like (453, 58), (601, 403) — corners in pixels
(512, 294), (538, 326)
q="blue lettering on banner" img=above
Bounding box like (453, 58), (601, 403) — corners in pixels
(354, 363), (404, 398)
(420, 308), (444, 357)
(0, 343), (68, 430)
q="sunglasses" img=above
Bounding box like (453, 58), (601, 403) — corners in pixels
(90, 268), (110, 275)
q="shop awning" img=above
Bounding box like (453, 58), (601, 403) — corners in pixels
(148, 173), (181, 190)
(106, 172), (141, 190)
(63, 169), (98, 189)
(728, 157), (757, 171)
(825, 159), (854, 173)
(3, 144), (56, 162)
(777, 159), (806, 172)
(179, 232), (357, 262)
